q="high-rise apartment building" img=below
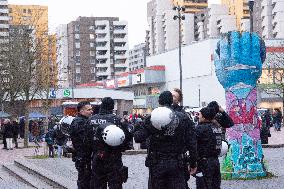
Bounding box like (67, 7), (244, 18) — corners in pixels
(254, 0), (284, 39)
(147, 0), (207, 55)
(56, 24), (69, 88)
(0, 0), (8, 45)
(0, 0), (9, 82)
(221, 0), (250, 30)
(129, 43), (146, 71)
(67, 17), (128, 85)
(8, 5), (48, 37)
(173, 0), (208, 13)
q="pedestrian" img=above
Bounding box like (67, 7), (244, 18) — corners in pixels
(45, 128), (55, 158)
(89, 97), (133, 189)
(273, 108), (282, 131)
(195, 107), (222, 189)
(31, 121), (41, 155)
(1, 119), (7, 150)
(207, 101), (234, 140)
(3, 119), (14, 150)
(53, 124), (68, 158)
(171, 88), (196, 189)
(12, 119), (19, 148)
(70, 101), (93, 189)
(260, 110), (271, 144)
(134, 91), (198, 189)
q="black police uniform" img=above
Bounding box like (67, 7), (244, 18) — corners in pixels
(172, 104), (195, 189)
(70, 114), (92, 189)
(195, 121), (222, 189)
(134, 109), (197, 189)
(88, 109), (132, 189)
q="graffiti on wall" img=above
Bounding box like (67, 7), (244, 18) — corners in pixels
(214, 31), (267, 179)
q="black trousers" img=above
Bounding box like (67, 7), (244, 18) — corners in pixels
(90, 158), (125, 189)
(3, 136), (7, 149)
(75, 160), (92, 189)
(48, 144), (54, 157)
(149, 159), (186, 189)
(196, 157), (221, 189)
(13, 137), (18, 148)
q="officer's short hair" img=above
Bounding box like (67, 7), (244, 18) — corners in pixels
(77, 101), (91, 112)
(101, 97), (114, 111)
(159, 91), (173, 106)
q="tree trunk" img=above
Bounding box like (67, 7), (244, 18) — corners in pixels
(23, 99), (30, 148)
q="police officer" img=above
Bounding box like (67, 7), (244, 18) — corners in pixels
(70, 101), (93, 189)
(171, 88), (195, 189)
(134, 91), (198, 189)
(195, 107), (222, 189)
(89, 97), (132, 189)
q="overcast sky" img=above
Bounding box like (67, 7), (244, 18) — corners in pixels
(9, 0), (220, 48)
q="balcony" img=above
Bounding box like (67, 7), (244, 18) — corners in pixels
(114, 38), (126, 43)
(96, 46), (108, 51)
(0, 24), (8, 29)
(0, 9), (8, 14)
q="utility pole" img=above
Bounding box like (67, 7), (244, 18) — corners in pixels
(248, 0), (255, 33)
(173, 5), (185, 105)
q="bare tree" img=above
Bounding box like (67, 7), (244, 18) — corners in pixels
(258, 41), (284, 111)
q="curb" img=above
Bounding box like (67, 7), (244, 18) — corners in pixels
(262, 143), (284, 148)
(123, 150), (147, 155)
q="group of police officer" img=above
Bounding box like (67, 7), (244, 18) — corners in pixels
(66, 88), (233, 189)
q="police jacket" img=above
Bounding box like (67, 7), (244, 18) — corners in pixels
(70, 114), (91, 160)
(88, 110), (132, 158)
(196, 121), (222, 159)
(134, 109), (197, 168)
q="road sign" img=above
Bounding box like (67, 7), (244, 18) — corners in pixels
(50, 89), (56, 98)
(63, 89), (71, 97)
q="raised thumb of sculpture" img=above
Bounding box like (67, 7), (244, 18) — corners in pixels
(214, 31), (267, 179)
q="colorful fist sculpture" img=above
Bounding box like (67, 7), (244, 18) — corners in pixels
(214, 31), (267, 179)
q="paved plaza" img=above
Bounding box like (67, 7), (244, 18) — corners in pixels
(0, 128), (283, 188)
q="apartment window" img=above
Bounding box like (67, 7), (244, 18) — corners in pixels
(90, 42), (95, 48)
(96, 42), (107, 47)
(97, 50), (107, 55)
(95, 25), (106, 30)
(90, 34), (95, 40)
(114, 25), (125, 30)
(75, 42), (80, 49)
(75, 67), (80, 73)
(90, 51), (95, 56)
(91, 67), (95, 73)
(28, 9), (31, 14)
(96, 33), (106, 38)
(23, 9), (26, 13)
(90, 58), (96, 64)
(9, 8), (12, 13)
(76, 50), (80, 56)
(89, 25), (95, 30)
(75, 34), (80, 39)
(75, 25), (80, 32)
(76, 74), (81, 82)
(97, 59), (107, 64)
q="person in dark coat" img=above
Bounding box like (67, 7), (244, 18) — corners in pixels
(171, 88), (196, 189)
(12, 119), (19, 148)
(273, 108), (282, 131)
(3, 119), (14, 150)
(45, 129), (55, 158)
(70, 101), (93, 189)
(89, 97), (133, 189)
(195, 107), (222, 189)
(134, 91), (198, 189)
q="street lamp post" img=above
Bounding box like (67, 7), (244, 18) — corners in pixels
(248, 0), (255, 32)
(173, 5), (185, 105)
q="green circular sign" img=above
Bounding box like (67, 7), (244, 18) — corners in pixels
(63, 89), (71, 97)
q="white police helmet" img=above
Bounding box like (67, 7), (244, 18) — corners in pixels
(102, 125), (125, 146)
(59, 116), (75, 125)
(58, 116), (75, 136)
(150, 107), (174, 130)
(219, 141), (229, 157)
